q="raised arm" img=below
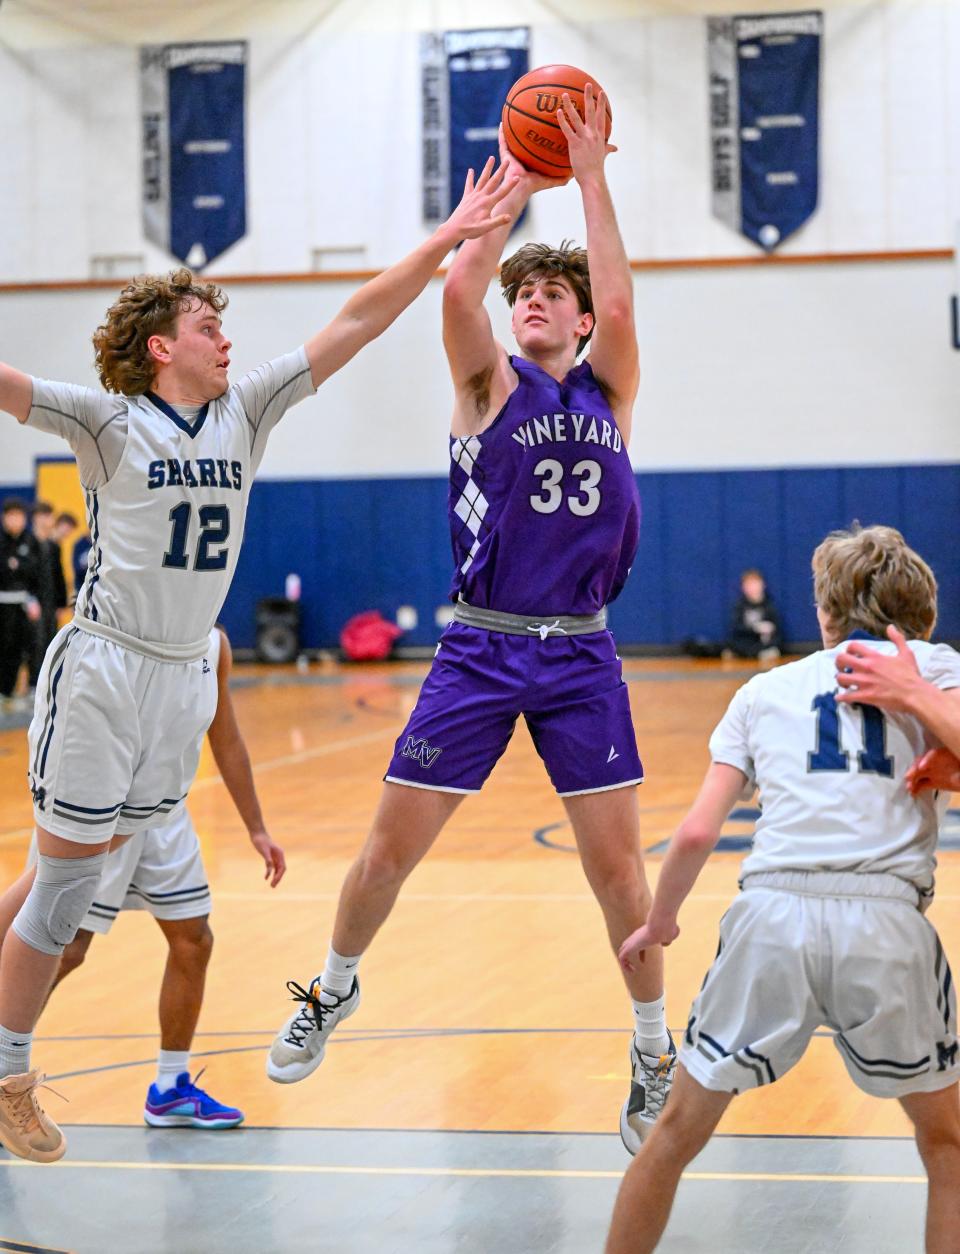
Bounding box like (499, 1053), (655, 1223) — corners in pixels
(206, 630), (285, 887)
(618, 763), (747, 971)
(0, 363), (33, 423)
(443, 146), (565, 432)
(303, 159), (516, 391)
(557, 85), (639, 438)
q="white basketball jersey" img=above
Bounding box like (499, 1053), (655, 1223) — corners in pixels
(27, 349), (313, 654)
(710, 635), (960, 892)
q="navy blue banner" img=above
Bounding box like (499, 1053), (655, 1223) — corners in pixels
(708, 13), (821, 251)
(422, 28), (528, 223)
(142, 42), (247, 269)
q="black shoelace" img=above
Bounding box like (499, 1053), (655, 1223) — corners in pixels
(283, 981), (319, 1047)
(283, 980), (347, 1047)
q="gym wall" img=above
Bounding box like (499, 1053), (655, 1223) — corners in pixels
(2, 0), (958, 647)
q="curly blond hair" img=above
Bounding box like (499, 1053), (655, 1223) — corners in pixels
(500, 240), (593, 355)
(812, 523), (937, 641)
(92, 268), (228, 395)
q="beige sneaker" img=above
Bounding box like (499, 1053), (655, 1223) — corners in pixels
(0, 1069), (67, 1162)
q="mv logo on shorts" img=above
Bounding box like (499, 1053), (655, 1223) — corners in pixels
(401, 736), (442, 769)
(937, 1040), (958, 1072)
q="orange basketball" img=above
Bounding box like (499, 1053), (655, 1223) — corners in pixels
(501, 64), (613, 178)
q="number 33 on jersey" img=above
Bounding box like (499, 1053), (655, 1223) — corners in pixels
(448, 355), (640, 618)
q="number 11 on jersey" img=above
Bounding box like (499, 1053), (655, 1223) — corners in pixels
(808, 690), (893, 776)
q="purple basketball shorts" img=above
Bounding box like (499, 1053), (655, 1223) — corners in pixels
(384, 623), (643, 796)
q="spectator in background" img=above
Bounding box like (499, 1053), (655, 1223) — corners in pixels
(53, 512), (78, 554)
(28, 503), (68, 690)
(70, 528), (93, 606)
(726, 568), (783, 662)
(0, 499), (42, 708)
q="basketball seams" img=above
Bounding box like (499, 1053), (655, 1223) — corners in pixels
(504, 103), (565, 134)
(503, 110), (569, 172)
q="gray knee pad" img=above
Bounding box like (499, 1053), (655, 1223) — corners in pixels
(11, 851), (107, 957)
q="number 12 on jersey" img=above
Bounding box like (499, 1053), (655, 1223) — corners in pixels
(162, 503), (231, 572)
(808, 690), (893, 776)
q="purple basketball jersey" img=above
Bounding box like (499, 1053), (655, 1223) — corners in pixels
(448, 357), (640, 616)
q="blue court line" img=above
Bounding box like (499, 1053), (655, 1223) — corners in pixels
(538, 810), (960, 855)
(44, 1024), (846, 1084)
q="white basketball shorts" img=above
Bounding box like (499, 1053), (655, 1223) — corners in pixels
(82, 808), (211, 933)
(681, 870), (959, 1099)
(27, 625), (218, 844)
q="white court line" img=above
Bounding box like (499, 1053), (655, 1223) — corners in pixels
(0, 1159), (927, 1184)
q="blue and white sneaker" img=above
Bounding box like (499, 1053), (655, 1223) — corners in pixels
(144, 1069), (244, 1129)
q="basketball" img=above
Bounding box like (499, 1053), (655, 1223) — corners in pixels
(502, 64), (613, 178)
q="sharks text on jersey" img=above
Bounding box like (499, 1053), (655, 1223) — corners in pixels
(147, 458), (243, 491)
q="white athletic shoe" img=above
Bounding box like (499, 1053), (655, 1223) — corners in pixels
(266, 976), (360, 1084)
(619, 1036), (677, 1155)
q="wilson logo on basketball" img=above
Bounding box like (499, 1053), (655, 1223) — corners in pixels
(535, 92), (560, 113)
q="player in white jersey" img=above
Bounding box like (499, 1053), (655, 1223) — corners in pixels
(606, 525), (960, 1254)
(0, 159), (516, 1162)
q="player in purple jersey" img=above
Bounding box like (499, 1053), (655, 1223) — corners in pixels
(268, 87), (673, 1151)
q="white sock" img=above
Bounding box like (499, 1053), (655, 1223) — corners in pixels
(632, 996), (670, 1057)
(320, 944), (361, 999)
(0, 1023), (31, 1079)
(156, 1049), (190, 1091)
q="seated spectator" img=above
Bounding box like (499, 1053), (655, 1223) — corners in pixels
(727, 568), (783, 661)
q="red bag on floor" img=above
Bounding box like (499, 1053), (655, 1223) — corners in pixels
(340, 610), (403, 661)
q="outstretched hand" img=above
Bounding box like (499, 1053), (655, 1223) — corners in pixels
(835, 624), (922, 711)
(618, 916), (680, 973)
(250, 829), (286, 887)
(905, 747), (960, 796)
(445, 157), (520, 241)
(497, 126), (571, 196)
(556, 83), (617, 183)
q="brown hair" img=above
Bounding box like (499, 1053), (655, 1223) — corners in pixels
(812, 523), (937, 641)
(500, 240), (593, 355)
(92, 268), (227, 395)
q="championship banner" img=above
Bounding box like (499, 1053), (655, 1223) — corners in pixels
(708, 12), (821, 251)
(141, 42), (247, 270)
(421, 27), (529, 224)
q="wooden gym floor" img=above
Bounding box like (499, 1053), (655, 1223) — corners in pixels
(0, 656), (956, 1253)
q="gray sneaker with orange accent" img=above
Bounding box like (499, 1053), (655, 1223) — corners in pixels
(620, 1036), (677, 1155)
(0, 1069), (66, 1163)
(267, 976), (360, 1084)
